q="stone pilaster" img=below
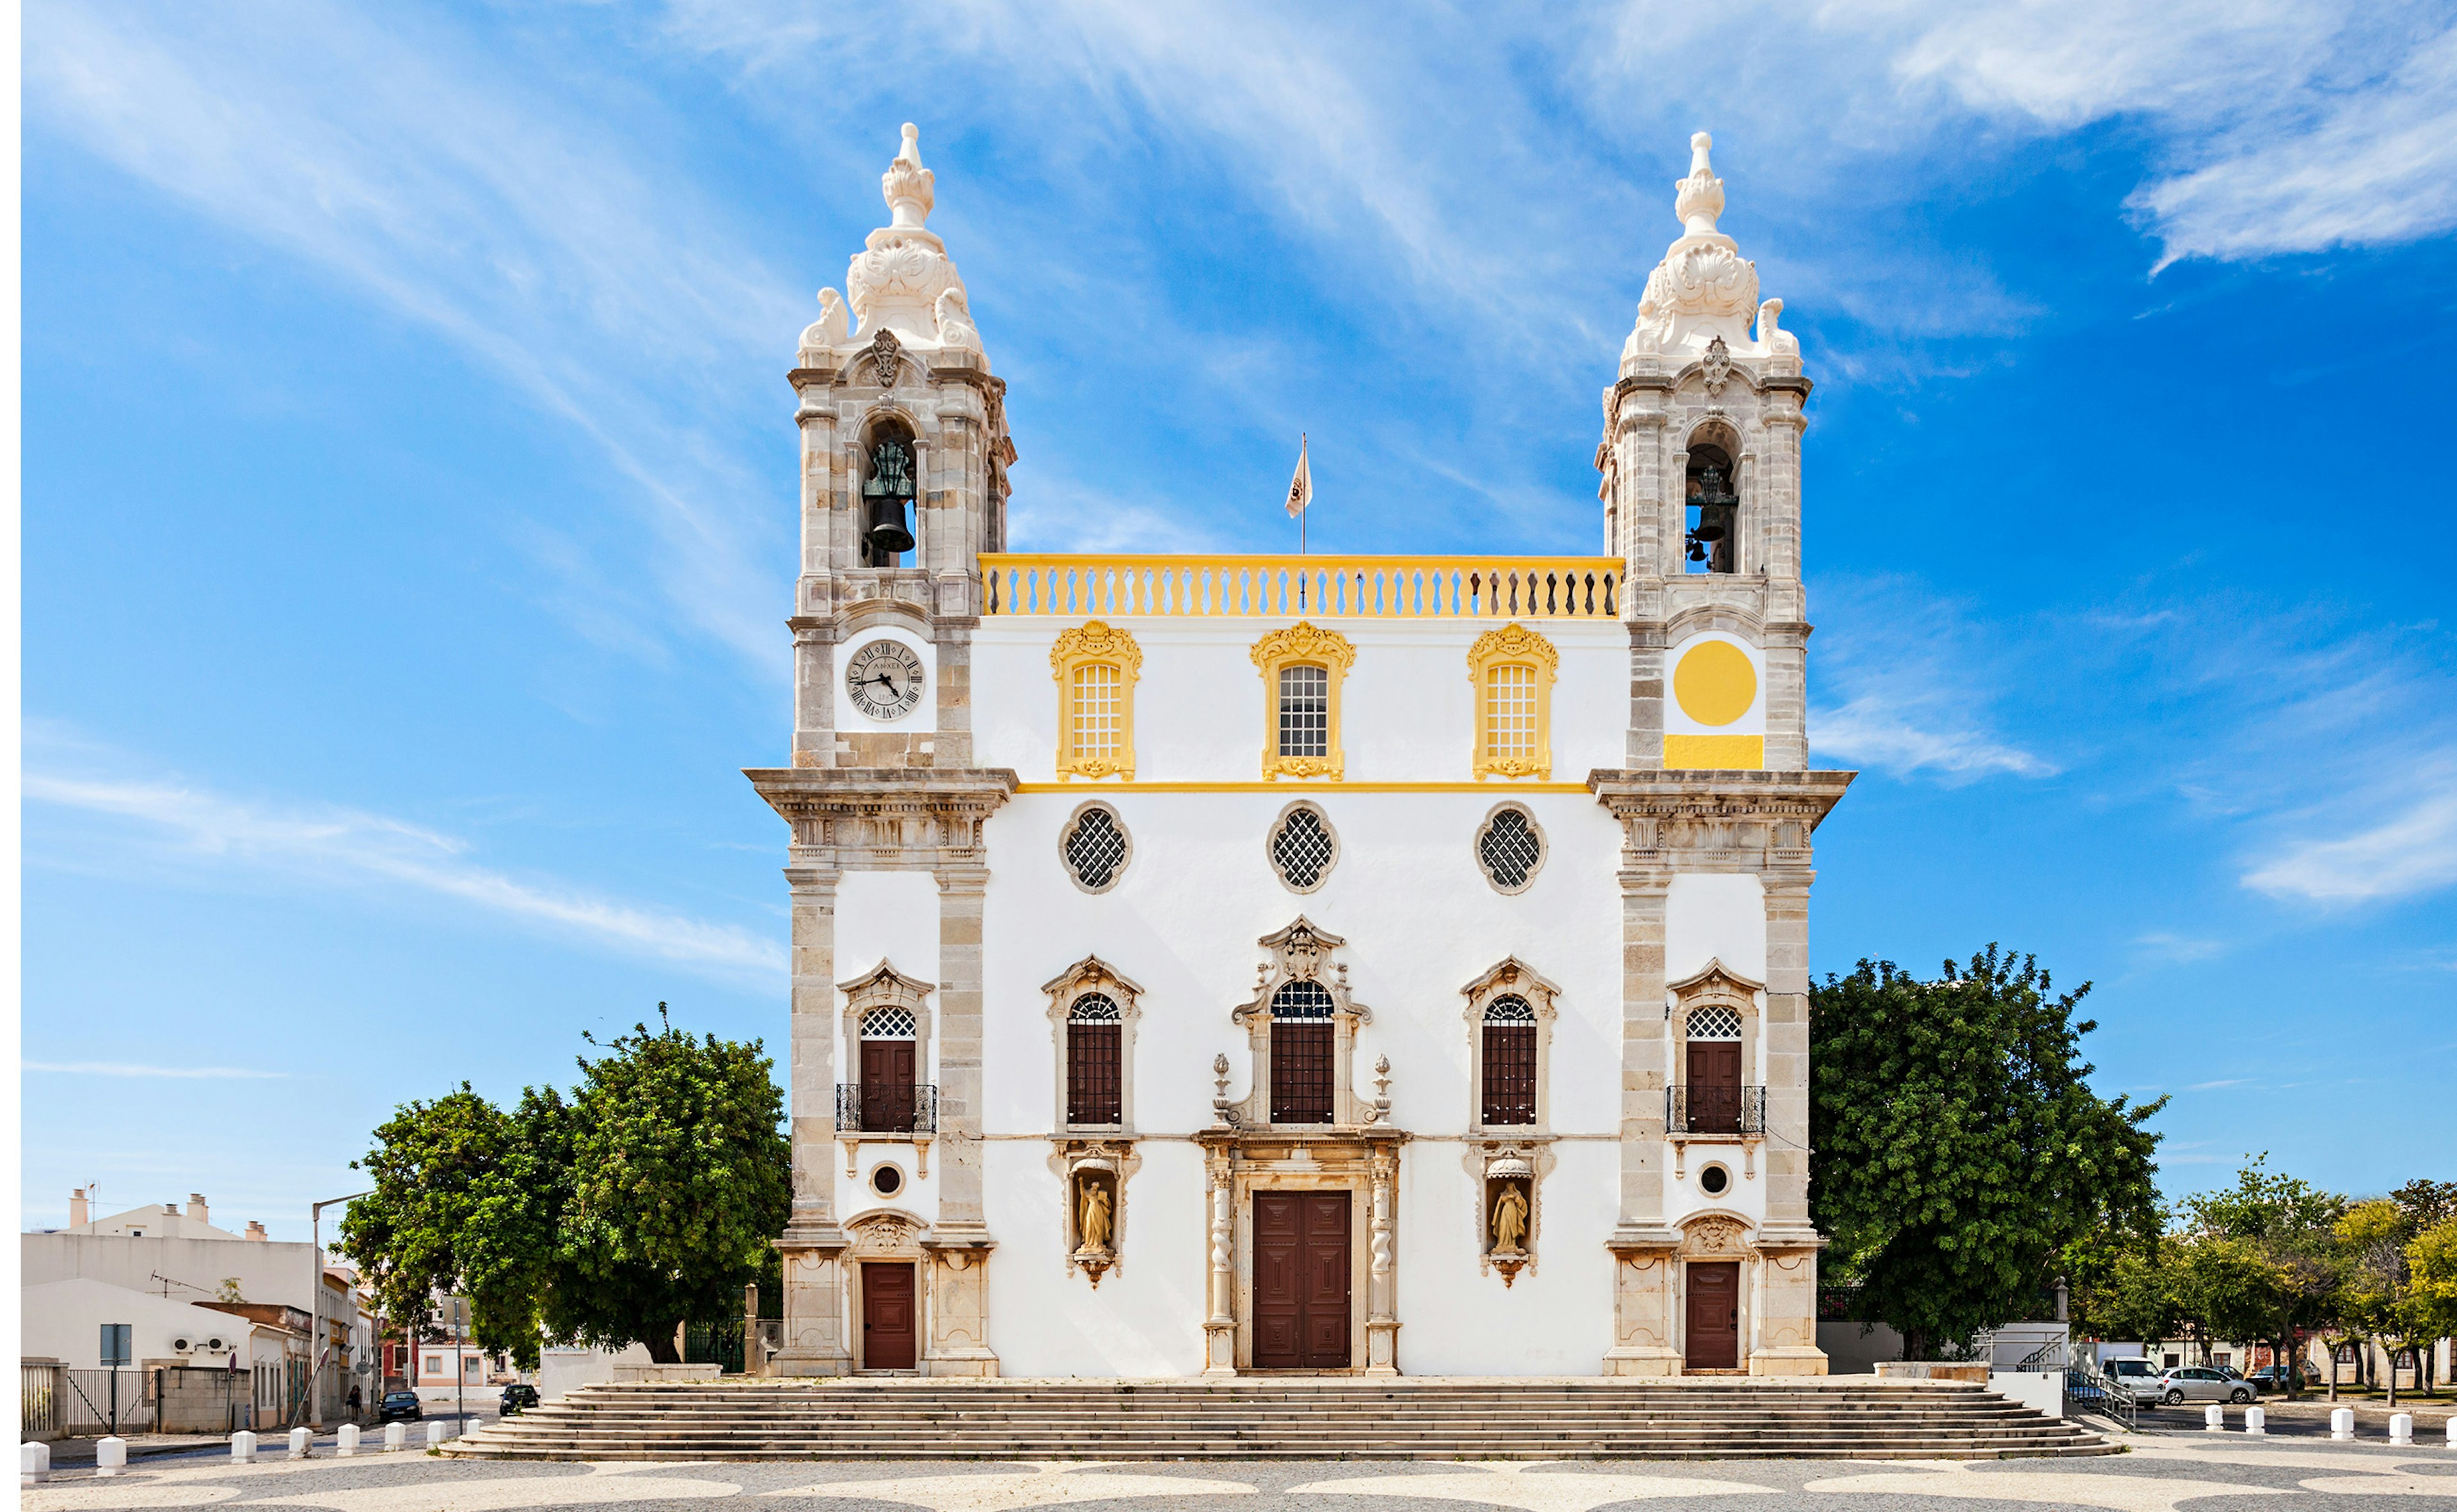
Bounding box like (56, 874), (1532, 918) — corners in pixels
(1626, 624), (1667, 770)
(921, 864), (996, 1375)
(773, 864), (850, 1376)
(1761, 623), (1809, 772)
(1603, 860), (1679, 1375)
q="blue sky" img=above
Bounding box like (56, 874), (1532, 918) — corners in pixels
(21, 2), (2457, 1238)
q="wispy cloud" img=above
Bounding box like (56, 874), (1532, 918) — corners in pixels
(24, 744), (784, 980)
(2187, 1078), (2254, 1091)
(1808, 576), (2058, 783)
(2135, 932), (2228, 966)
(28, 1062), (287, 1081)
(2243, 776), (2457, 903)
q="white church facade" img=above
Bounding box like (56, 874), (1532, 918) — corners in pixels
(747, 125), (1851, 1379)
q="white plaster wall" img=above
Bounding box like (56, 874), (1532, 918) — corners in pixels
(982, 1140), (1212, 1376)
(973, 619), (1628, 784)
(832, 625), (938, 734)
(1664, 872), (1767, 983)
(834, 870), (945, 1228)
(22, 1278), (253, 1371)
(1390, 1141), (1620, 1376)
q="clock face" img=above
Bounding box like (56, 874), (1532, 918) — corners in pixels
(846, 639), (926, 721)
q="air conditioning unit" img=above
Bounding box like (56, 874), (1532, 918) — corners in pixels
(203, 1336), (230, 1353)
(171, 1337), (195, 1354)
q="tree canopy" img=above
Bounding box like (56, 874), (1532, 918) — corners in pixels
(338, 1007), (790, 1366)
(1809, 944), (2163, 1358)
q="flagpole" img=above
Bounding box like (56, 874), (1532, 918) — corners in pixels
(1298, 433), (1307, 609)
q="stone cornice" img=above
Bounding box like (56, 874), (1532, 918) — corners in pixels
(745, 767), (1018, 869)
(1587, 768), (1853, 871)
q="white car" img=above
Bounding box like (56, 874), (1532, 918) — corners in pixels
(2104, 1357), (2162, 1404)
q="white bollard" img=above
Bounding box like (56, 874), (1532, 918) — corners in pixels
(2447, 1416), (2456, 1449)
(424, 1420), (446, 1449)
(288, 1426), (312, 1460)
(231, 1430), (258, 1463)
(2204, 1403), (2225, 1431)
(383, 1422), (405, 1452)
(95, 1437), (127, 1477)
(2331, 1406), (2356, 1440)
(22, 1442), (52, 1486)
(337, 1424), (360, 1457)
(2243, 1405), (2266, 1436)
(2391, 1413), (2415, 1446)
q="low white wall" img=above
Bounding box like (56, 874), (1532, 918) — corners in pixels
(1817, 1320), (1904, 1374)
(536, 1344), (650, 1402)
(1991, 1369), (2062, 1419)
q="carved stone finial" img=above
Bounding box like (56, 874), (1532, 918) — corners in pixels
(882, 122), (935, 229)
(1676, 131), (1724, 236)
(800, 287), (850, 352)
(1623, 129), (1779, 368)
(844, 122), (972, 349)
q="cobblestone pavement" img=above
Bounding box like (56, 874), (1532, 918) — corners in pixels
(22, 1435), (2457, 1512)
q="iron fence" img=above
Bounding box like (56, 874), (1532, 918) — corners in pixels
(61, 1369), (158, 1435)
(836, 1082), (938, 1134)
(22, 1363), (61, 1436)
(1666, 1084), (1766, 1134)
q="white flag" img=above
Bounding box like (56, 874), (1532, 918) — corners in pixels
(1285, 435), (1312, 517)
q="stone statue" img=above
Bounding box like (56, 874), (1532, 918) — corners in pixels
(1079, 1179), (1113, 1253)
(934, 287), (981, 351)
(800, 287), (850, 351)
(1491, 1182), (1529, 1254)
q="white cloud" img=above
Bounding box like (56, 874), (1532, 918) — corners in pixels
(28, 1062), (287, 1080)
(1812, 696), (2058, 781)
(1807, 575), (2058, 783)
(2243, 779), (2457, 902)
(2133, 932), (2228, 966)
(24, 763), (784, 978)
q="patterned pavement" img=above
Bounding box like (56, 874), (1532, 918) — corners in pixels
(22, 1438), (2457, 1512)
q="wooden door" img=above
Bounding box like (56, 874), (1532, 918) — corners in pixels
(1252, 1191), (1351, 1369)
(1686, 1261), (1740, 1371)
(861, 1262), (916, 1371)
(861, 1040), (916, 1131)
(1687, 1041), (1742, 1133)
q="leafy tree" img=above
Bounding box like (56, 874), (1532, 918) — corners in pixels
(2174, 1158), (2344, 1401)
(2408, 1218), (2457, 1349)
(2065, 1229), (2179, 1347)
(338, 1007), (790, 1368)
(1810, 946), (2164, 1359)
(337, 1086), (558, 1367)
(541, 1012), (792, 1362)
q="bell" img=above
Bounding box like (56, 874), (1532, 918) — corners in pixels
(1690, 514), (1727, 543)
(863, 493), (914, 555)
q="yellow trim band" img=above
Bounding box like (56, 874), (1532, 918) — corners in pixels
(1017, 781), (1594, 795)
(1663, 735), (1765, 770)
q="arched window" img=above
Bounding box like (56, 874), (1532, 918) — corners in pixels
(1269, 980), (1337, 1124)
(859, 1007), (919, 1133)
(1481, 995), (1538, 1126)
(1250, 622), (1355, 779)
(1684, 442), (1738, 575)
(1051, 621), (1141, 781)
(859, 419), (919, 569)
(1066, 993), (1123, 1126)
(1467, 625), (1559, 780)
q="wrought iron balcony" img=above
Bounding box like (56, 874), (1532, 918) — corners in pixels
(1666, 1083), (1766, 1135)
(836, 1083), (938, 1136)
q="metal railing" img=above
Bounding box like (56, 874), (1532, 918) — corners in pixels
(22, 1363), (61, 1436)
(1666, 1084), (1767, 1134)
(836, 1082), (938, 1135)
(2063, 1353), (2138, 1431)
(61, 1369), (159, 1435)
(982, 553), (1620, 621)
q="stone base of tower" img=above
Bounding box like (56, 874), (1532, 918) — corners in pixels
(919, 1236), (999, 1377)
(771, 1229), (854, 1378)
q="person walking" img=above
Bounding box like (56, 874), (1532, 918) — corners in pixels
(346, 1383), (362, 1423)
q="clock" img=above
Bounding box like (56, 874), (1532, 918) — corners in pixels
(846, 639), (926, 721)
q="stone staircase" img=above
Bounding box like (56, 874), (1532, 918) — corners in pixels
(444, 1377), (2112, 1461)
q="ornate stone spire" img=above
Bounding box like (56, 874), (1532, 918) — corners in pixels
(803, 122), (985, 364)
(1621, 132), (1793, 372)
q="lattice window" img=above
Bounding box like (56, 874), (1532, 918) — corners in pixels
(1066, 993), (1122, 1126)
(1486, 663), (1538, 761)
(1481, 994), (1538, 1126)
(862, 1008), (918, 1040)
(1270, 804), (1337, 891)
(1278, 664), (1330, 758)
(1477, 807), (1543, 893)
(1062, 805), (1129, 892)
(1269, 981), (1335, 1124)
(1071, 662), (1122, 759)
(1687, 1005), (1743, 1041)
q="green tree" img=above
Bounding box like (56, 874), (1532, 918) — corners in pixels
(540, 1010), (791, 1364)
(336, 1085), (559, 1367)
(2065, 1229), (2179, 1347)
(2173, 1158), (2344, 1401)
(2407, 1218), (2457, 1349)
(1810, 946), (2164, 1359)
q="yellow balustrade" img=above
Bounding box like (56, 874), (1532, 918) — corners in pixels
(981, 555), (1621, 620)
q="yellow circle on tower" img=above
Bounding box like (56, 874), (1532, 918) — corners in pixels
(1673, 641), (1758, 727)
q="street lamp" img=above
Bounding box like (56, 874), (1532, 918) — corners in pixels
(308, 1191), (371, 1429)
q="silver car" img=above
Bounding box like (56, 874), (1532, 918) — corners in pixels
(2157, 1365), (2255, 1405)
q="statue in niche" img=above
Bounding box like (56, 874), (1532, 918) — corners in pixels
(1491, 1182), (1529, 1254)
(1079, 1179), (1113, 1253)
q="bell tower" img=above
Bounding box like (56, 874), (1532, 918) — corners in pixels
(1598, 131), (1809, 773)
(751, 124), (1021, 1377)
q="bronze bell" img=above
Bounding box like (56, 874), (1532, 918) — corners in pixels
(863, 439), (917, 555)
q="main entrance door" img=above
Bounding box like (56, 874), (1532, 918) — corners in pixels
(1686, 1261), (1740, 1371)
(1253, 1191), (1351, 1369)
(862, 1261), (916, 1371)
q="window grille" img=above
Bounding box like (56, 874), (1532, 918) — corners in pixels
(1481, 994), (1538, 1125)
(1270, 805), (1337, 891)
(1067, 994), (1122, 1126)
(1071, 662), (1122, 759)
(1278, 664), (1330, 758)
(1269, 979), (1337, 1124)
(1477, 808), (1543, 892)
(1062, 805), (1129, 891)
(1686, 1005), (1743, 1040)
(1485, 662), (1538, 761)
(862, 1008), (918, 1040)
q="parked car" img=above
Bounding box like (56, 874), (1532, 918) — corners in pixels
(500, 1383), (539, 1415)
(2156, 1366), (2256, 1406)
(376, 1390), (424, 1423)
(2104, 1358), (2162, 1404)
(2247, 1363), (2322, 1393)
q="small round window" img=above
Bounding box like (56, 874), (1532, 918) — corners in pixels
(1268, 803), (1339, 893)
(871, 1164), (905, 1197)
(1475, 804), (1545, 894)
(1698, 1163), (1731, 1197)
(1061, 802), (1131, 893)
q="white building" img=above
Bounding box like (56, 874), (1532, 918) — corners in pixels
(747, 126), (1847, 1378)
